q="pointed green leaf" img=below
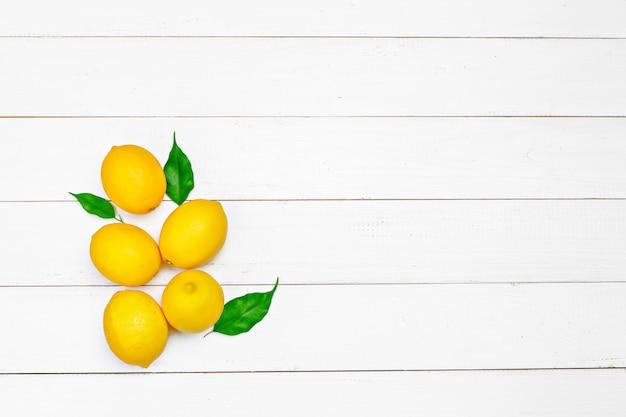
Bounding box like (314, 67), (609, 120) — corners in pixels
(164, 132), (194, 205)
(212, 278), (279, 336)
(69, 192), (119, 220)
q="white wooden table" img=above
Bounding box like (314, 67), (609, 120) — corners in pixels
(2, 1), (626, 415)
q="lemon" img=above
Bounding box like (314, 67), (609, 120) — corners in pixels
(103, 290), (169, 368)
(90, 223), (161, 286)
(101, 144), (166, 214)
(159, 199), (228, 269)
(161, 270), (225, 333)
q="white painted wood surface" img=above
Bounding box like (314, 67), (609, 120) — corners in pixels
(2, 118), (626, 200)
(2, 2), (626, 416)
(2, 0), (626, 37)
(2, 38), (626, 116)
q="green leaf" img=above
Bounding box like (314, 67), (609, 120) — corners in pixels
(211, 278), (279, 336)
(164, 132), (194, 205)
(69, 192), (121, 221)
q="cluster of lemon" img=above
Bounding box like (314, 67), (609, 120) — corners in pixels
(90, 144), (227, 368)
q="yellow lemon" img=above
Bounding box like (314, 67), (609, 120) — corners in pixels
(159, 199), (228, 269)
(101, 144), (166, 214)
(90, 223), (161, 286)
(161, 270), (224, 333)
(103, 290), (169, 368)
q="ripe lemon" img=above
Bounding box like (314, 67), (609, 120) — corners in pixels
(101, 144), (166, 214)
(161, 270), (224, 333)
(159, 199), (228, 269)
(90, 223), (161, 286)
(103, 290), (169, 368)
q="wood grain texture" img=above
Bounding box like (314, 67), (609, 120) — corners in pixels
(1, 38), (625, 117)
(2, 370), (626, 416)
(1, 284), (625, 373)
(2, 199), (626, 286)
(1, 117), (625, 201)
(1, 0), (625, 37)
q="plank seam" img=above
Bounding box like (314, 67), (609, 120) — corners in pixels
(1, 35), (626, 40)
(2, 115), (626, 119)
(4, 198), (626, 203)
(2, 367), (624, 376)
(4, 281), (626, 289)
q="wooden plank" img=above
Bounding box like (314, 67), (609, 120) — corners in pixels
(1, 284), (625, 373)
(2, 0), (626, 38)
(2, 370), (625, 416)
(2, 117), (626, 201)
(1, 38), (625, 117)
(3, 199), (626, 286)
